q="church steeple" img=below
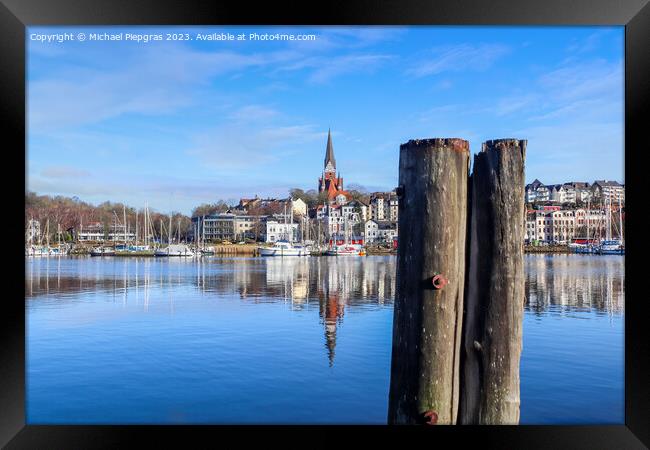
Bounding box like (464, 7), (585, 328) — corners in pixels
(324, 128), (336, 173)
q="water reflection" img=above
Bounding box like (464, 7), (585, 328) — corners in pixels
(26, 254), (623, 366)
(26, 256), (397, 366)
(524, 255), (624, 315)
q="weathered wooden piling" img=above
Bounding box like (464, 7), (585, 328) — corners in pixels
(459, 139), (526, 425)
(388, 138), (470, 425)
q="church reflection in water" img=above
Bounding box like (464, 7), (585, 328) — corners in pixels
(26, 254), (623, 366)
(26, 256), (397, 367)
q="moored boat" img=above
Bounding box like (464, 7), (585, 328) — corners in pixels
(258, 241), (309, 257)
(325, 243), (365, 256)
(598, 239), (624, 255)
(154, 243), (195, 257)
(90, 246), (116, 256)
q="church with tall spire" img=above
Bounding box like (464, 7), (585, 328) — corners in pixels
(318, 129), (350, 203)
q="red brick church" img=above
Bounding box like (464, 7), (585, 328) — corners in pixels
(318, 129), (351, 204)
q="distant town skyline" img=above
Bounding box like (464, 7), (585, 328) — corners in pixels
(27, 26), (624, 215)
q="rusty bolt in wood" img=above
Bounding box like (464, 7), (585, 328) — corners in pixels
(423, 410), (439, 425)
(432, 274), (448, 290)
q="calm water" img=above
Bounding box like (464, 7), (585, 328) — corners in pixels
(25, 254), (624, 424)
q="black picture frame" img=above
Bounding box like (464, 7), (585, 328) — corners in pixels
(2, 0), (647, 448)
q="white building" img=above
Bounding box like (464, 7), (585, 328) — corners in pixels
(364, 219), (397, 244)
(525, 179), (551, 203)
(365, 220), (379, 242)
(524, 208), (608, 243)
(265, 220), (299, 243)
(78, 222), (136, 242)
(323, 205), (361, 237)
(592, 180), (625, 204)
(192, 213), (260, 242)
(550, 184), (577, 204)
(567, 182), (592, 203)
(291, 198), (307, 216)
(346, 200), (369, 222)
(369, 192), (398, 222)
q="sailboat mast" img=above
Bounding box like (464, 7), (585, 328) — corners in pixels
(586, 200), (590, 243)
(290, 202), (294, 243)
(143, 206), (146, 246)
(135, 210), (138, 245)
(169, 215), (172, 244)
(619, 199), (623, 242)
(608, 196), (612, 240)
(123, 205), (127, 244)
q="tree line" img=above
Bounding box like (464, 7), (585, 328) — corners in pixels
(25, 184), (374, 243)
(25, 192), (193, 242)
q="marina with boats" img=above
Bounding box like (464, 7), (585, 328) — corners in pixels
(26, 202), (369, 259)
(567, 197), (625, 255)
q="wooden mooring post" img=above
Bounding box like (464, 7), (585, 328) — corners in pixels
(387, 138), (470, 425)
(459, 139), (526, 424)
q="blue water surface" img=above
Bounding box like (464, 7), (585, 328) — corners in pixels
(26, 254), (624, 424)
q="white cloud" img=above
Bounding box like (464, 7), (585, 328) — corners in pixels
(405, 43), (510, 78)
(40, 165), (91, 178)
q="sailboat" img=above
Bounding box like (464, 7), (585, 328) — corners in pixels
(325, 213), (364, 256)
(598, 197), (624, 255)
(48, 223), (67, 256)
(155, 214), (195, 257)
(570, 201), (597, 254)
(25, 218), (49, 256)
(91, 213), (118, 256)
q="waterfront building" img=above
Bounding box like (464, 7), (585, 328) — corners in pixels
(193, 213), (260, 242)
(265, 220), (299, 243)
(77, 221), (136, 242)
(364, 219), (398, 244)
(524, 207), (608, 244)
(365, 219), (379, 242)
(550, 210), (576, 243)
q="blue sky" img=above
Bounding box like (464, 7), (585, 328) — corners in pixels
(27, 26), (624, 215)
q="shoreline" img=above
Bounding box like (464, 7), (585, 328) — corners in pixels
(37, 243), (613, 257)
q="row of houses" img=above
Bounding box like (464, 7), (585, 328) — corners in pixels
(191, 211), (398, 245)
(524, 207), (621, 244)
(525, 179), (625, 205)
